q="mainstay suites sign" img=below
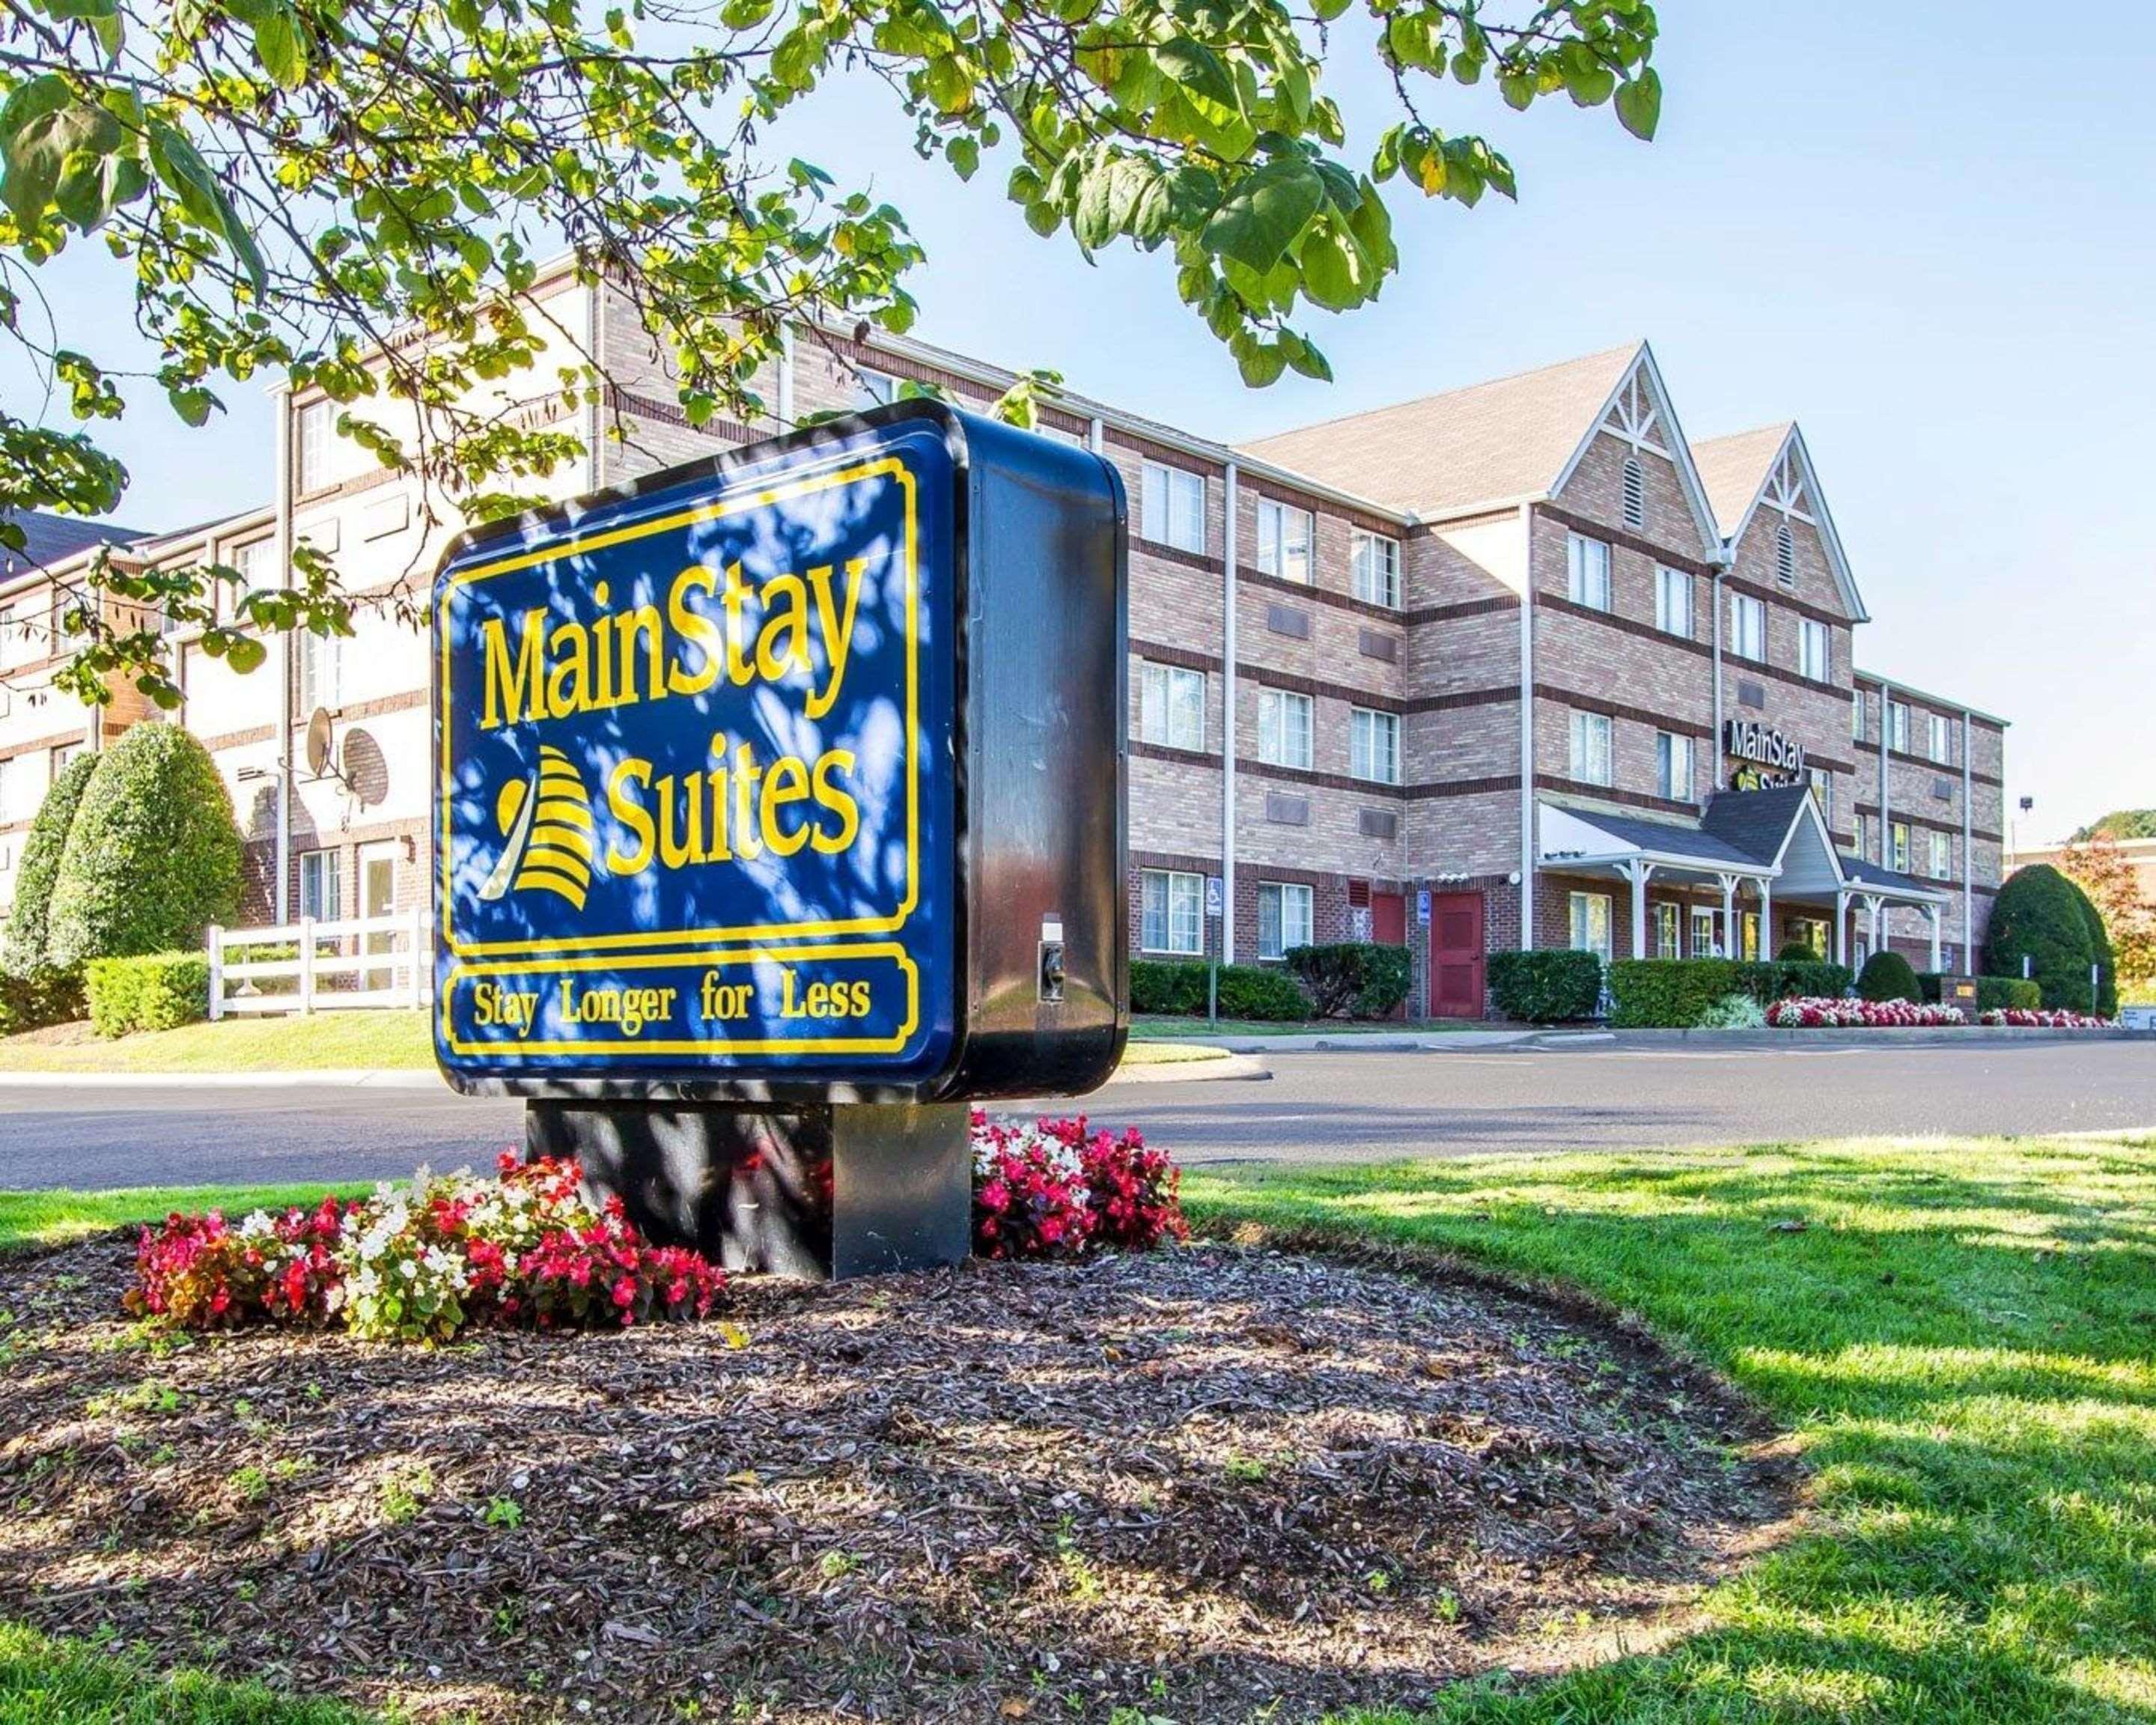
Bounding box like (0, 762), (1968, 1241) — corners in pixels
(432, 403), (1127, 1101)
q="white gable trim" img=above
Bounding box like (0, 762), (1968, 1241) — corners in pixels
(1720, 425), (1869, 624)
(1550, 344), (1726, 565)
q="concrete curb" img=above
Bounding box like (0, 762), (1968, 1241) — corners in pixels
(0, 1055), (1273, 1091)
(1562, 1026), (2152, 1050)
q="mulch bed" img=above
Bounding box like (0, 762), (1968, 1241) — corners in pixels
(0, 1232), (1794, 1722)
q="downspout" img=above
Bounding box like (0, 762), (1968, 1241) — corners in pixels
(1221, 461), (1239, 964)
(273, 395), (293, 925)
(1517, 501), (1535, 949)
(585, 270), (604, 490)
(1961, 708), (1974, 969)
(1711, 569), (1725, 789)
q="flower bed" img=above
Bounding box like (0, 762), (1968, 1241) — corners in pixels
(971, 1110), (1187, 1258)
(1766, 997), (1968, 1028)
(1979, 1007), (2116, 1029)
(130, 1154), (728, 1341)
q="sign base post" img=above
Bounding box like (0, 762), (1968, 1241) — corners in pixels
(525, 1100), (972, 1282)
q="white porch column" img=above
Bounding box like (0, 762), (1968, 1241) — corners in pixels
(1627, 859), (1655, 960)
(1866, 894), (1884, 956)
(1927, 904), (1942, 973)
(1832, 889), (1848, 966)
(1717, 872), (1739, 957)
(1758, 877), (1773, 959)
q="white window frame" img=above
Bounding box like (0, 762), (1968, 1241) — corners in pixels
(1139, 868), (1203, 955)
(853, 366), (901, 409)
(1257, 880), (1314, 961)
(1690, 905), (1719, 958)
(1856, 812), (1875, 863)
(298, 846), (341, 922)
(1891, 821), (1913, 874)
(1349, 707), (1400, 785)
(1139, 462), (1207, 556)
(1139, 660), (1206, 752)
(1655, 730), (1693, 803)
(1257, 687), (1314, 772)
(1930, 830), (1952, 880)
(1654, 566), (1692, 637)
(1852, 688), (1866, 741)
(1809, 767), (1833, 825)
(1799, 618), (1831, 682)
(1255, 498), (1314, 585)
(1569, 710), (1613, 787)
(1350, 531), (1400, 609)
(1927, 712), (1952, 765)
(1887, 700), (1911, 753)
(1654, 901), (1680, 960)
(297, 621), (343, 715)
(0, 756), (15, 825)
(1566, 532), (1612, 612)
(296, 398), (334, 495)
(1568, 891), (1613, 962)
(1729, 591), (1767, 662)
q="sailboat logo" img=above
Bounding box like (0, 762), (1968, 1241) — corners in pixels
(476, 744), (596, 910)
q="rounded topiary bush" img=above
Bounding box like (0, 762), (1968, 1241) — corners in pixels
(1983, 865), (2098, 1012)
(2064, 876), (2119, 1017)
(46, 725), (243, 968)
(1857, 949), (1922, 1004)
(3, 749), (100, 973)
(1776, 940), (1820, 962)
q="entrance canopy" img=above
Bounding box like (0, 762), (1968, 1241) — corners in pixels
(1538, 786), (1951, 965)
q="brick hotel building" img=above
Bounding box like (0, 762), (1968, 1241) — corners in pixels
(0, 270), (2006, 1014)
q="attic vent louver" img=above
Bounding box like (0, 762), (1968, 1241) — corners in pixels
(1775, 523), (1796, 586)
(1621, 457), (1645, 530)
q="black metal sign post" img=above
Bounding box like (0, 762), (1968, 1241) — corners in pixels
(433, 402), (1127, 1278)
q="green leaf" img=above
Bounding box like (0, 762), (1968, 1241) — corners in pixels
(166, 385), (218, 427)
(1153, 38), (1237, 112)
(1200, 159), (1322, 275)
(252, 6), (308, 91)
(1, 76), (78, 226)
(1615, 68), (1662, 140)
(1297, 228), (1363, 311)
(1233, 336), (1287, 389)
(147, 121), (267, 299)
(225, 634), (268, 674)
(947, 136), (978, 181)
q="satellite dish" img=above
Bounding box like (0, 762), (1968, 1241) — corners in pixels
(304, 707), (335, 778)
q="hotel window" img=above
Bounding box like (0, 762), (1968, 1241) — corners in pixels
(1799, 618), (1831, 682)
(1257, 687), (1314, 771)
(1139, 660), (1205, 752)
(1856, 812), (1875, 862)
(1927, 712), (1952, 764)
(1350, 708), (1400, 785)
(1890, 821), (1913, 873)
(1774, 523), (1797, 586)
(1654, 901), (1681, 960)
(852, 366), (901, 409)
(1568, 891), (1613, 962)
(0, 594), (42, 669)
(1851, 688), (1866, 741)
(1690, 905), (1719, 958)
(1654, 566), (1692, 637)
(1255, 499), (1314, 585)
(1257, 881), (1314, 960)
(1886, 699), (1911, 752)
(1566, 533), (1612, 611)
(1929, 831), (1952, 880)
(1140, 462), (1207, 556)
(295, 398), (334, 493)
(1139, 868), (1203, 955)
(1655, 731), (1693, 803)
(1621, 457), (1646, 529)
(1729, 591), (1767, 661)
(1569, 710), (1613, 787)
(0, 758), (15, 824)
(297, 621), (342, 714)
(51, 740), (84, 777)
(298, 847), (341, 922)
(1808, 767), (1833, 824)
(1350, 531), (1401, 608)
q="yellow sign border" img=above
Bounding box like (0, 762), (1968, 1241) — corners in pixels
(439, 942), (920, 1059)
(436, 449), (924, 961)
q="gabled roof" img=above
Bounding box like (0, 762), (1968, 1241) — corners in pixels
(1237, 344), (1639, 518)
(1690, 422), (1868, 623)
(1, 510), (146, 585)
(1699, 783), (1818, 865)
(1541, 802), (1766, 871)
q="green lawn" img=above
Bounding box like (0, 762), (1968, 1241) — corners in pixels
(0, 1011), (1222, 1074)
(6, 1134), (2154, 1721)
(0, 1184), (368, 1253)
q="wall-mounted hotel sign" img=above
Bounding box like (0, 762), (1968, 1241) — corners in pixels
(431, 402), (1128, 1276)
(1724, 718), (1806, 790)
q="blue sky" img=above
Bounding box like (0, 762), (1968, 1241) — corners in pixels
(13, 0), (2152, 839)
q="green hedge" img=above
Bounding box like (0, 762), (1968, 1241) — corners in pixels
(1128, 958), (1309, 1021)
(1285, 942), (1412, 1018)
(1487, 949), (1602, 1023)
(1609, 958), (1857, 1027)
(85, 951), (211, 1038)
(47, 725), (243, 968)
(0, 964), (85, 1036)
(3, 751), (99, 973)
(1984, 865), (2101, 1013)
(1858, 950), (1923, 1004)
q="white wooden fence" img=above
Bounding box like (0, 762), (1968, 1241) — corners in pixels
(207, 906), (432, 1018)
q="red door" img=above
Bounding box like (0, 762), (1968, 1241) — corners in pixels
(1428, 892), (1486, 1019)
(1371, 892), (1408, 1018)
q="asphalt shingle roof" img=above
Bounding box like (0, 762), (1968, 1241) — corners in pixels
(1542, 805), (1767, 869)
(1700, 784), (1817, 865)
(1, 510), (146, 582)
(1690, 424), (1791, 538)
(1838, 855), (1946, 897)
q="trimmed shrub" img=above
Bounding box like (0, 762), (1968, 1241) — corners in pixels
(1776, 940), (1821, 962)
(2065, 876), (2120, 1017)
(87, 951), (210, 1037)
(1285, 942), (1412, 1019)
(1610, 958), (1736, 1027)
(4, 751), (99, 973)
(0, 964), (85, 1035)
(1858, 950), (1922, 1004)
(1917, 974), (2043, 1012)
(1761, 960), (1854, 1003)
(1983, 865), (2099, 1012)
(1487, 949), (1602, 1023)
(48, 725), (243, 968)
(1128, 958), (1307, 1020)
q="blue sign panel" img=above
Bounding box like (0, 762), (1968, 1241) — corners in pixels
(433, 419), (956, 1085)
